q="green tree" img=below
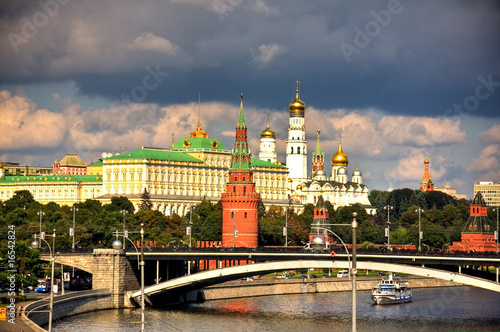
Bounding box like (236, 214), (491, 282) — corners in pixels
(0, 240), (41, 293)
(139, 188), (153, 211)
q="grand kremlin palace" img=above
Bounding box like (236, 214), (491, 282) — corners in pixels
(0, 87), (372, 215)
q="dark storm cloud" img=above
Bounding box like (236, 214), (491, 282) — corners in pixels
(1, 0), (499, 116)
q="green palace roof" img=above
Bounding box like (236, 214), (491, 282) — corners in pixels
(105, 148), (203, 163)
(172, 137), (227, 151)
(0, 174), (102, 184)
(88, 160), (103, 167)
(250, 158), (286, 169)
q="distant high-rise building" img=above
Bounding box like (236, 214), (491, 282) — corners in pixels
(474, 181), (500, 207)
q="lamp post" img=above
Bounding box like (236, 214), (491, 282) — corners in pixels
(311, 213), (357, 332)
(351, 212), (358, 332)
(232, 209), (238, 248)
(493, 207), (499, 255)
(415, 207), (424, 252)
(140, 223), (145, 332)
(121, 210), (128, 250)
(284, 194), (292, 248)
(37, 211), (45, 248)
(384, 205), (393, 251)
(31, 229), (56, 332)
(71, 206), (78, 252)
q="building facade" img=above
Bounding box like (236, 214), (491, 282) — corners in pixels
(474, 181), (500, 207)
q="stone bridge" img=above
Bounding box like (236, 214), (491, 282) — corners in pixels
(41, 249), (139, 308)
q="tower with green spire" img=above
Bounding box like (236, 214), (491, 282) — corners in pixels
(312, 130), (325, 177)
(221, 94), (260, 248)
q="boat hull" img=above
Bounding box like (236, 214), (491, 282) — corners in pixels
(371, 292), (412, 305)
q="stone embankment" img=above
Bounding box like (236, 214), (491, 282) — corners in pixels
(203, 276), (462, 300)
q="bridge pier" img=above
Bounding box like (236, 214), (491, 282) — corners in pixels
(46, 249), (140, 308)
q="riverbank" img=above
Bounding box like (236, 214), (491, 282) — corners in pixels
(203, 275), (463, 300)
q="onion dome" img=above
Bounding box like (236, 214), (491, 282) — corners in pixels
(289, 81), (305, 118)
(315, 169), (326, 177)
(296, 184), (302, 190)
(287, 178), (292, 183)
(352, 163), (362, 177)
(337, 167), (347, 175)
(260, 114), (276, 139)
(331, 137), (349, 166)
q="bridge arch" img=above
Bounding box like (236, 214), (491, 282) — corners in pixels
(132, 260), (500, 302)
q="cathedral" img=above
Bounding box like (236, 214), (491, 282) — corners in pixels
(258, 82), (373, 213)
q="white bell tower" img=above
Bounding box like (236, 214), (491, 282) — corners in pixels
(286, 81), (307, 186)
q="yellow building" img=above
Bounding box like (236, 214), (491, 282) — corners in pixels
(474, 181), (500, 207)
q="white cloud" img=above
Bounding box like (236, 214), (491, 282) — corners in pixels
(126, 32), (180, 55)
(467, 144), (500, 172)
(479, 124), (500, 143)
(387, 151), (447, 182)
(246, 0), (279, 16)
(252, 43), (287, 66)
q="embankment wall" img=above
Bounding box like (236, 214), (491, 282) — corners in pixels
(203, 276), (462, 300)
(22, 289), (112, 331)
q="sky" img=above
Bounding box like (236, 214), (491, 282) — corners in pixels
(0, 0), (499, 199)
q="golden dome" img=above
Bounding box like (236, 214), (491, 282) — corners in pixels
(260, 114), (276, 139)
(287, 178), (292, 183)
(289, 81), (305, 118)
(331, 138), (349, 166)
(190, 120), (209, 138)
(296, 184), (302, 190)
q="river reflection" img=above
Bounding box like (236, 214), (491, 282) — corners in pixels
(53, 286), (500, 332)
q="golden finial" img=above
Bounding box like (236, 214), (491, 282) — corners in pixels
(317, 129), (320, 137)
(266, 114), (270, 128)
(171, 133), (175, 147)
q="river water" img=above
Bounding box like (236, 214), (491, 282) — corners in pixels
(53, 286), (500, 332)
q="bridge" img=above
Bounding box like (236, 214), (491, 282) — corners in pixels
(42, 249), (500, 307)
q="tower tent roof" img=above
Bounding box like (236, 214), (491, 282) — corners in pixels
(471, 191), (487, 206)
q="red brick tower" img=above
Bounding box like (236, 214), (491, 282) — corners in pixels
(419, 154), (434, 192)
(221, 94), (260, 248)
(449, 191), (496, 252)
(310, 196), (334, 245)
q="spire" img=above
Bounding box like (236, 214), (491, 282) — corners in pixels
(171, 133), (175, 147)
(237, 93), (246, 127)
(230, 93), (252, 171)
(314, 130), (323, 156)
(190, 93), (209, 138)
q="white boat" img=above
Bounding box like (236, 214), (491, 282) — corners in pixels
(371, 273), (412, 305)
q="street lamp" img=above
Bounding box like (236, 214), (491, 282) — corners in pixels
(311, 213), (358, 332)
(31, 229), (56, 332)
(284, 194), (292, 248)
(121, 210), (128, 250)
(351, 212), (358, 332)
(140, 223), (145, 332)
(415, 207), (424, 252)
(70, 206), (78, 252)
(384, 205), (393, 251)
(493, 207), (499, 255)
(232, 209), (238, 248)
(37, 211), (45, 248)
